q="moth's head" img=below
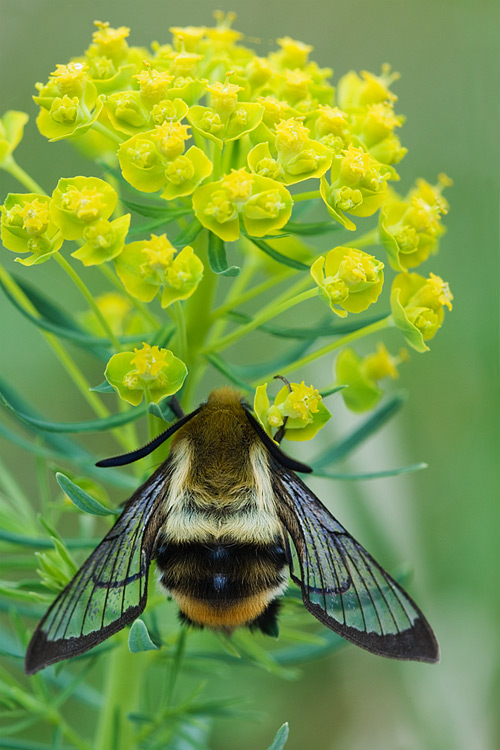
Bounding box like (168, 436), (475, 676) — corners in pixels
(205, 386), (245, 411)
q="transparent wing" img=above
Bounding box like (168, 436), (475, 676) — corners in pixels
(272, 464), (438, 662)
(25, 463), (171, 674)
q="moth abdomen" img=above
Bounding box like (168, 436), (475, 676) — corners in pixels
(155, 538), (288, 630)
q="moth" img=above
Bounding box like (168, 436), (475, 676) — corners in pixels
(25, 387), (438, 674)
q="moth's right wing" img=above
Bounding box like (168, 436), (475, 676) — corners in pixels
(25, 462), (172, 674)
(272, 463), (439, 662)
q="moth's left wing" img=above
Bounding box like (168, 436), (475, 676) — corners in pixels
(25, 462), (171, 674)
(272, 463), (439, 662)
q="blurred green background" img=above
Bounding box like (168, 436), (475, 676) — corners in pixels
(0, 0), (498, 748)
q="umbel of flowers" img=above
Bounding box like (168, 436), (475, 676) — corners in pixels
(0, 13), (452, 433)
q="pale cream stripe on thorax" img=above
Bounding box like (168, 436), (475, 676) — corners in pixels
(161, 440), (282, 544)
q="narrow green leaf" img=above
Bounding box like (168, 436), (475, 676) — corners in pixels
(89, 381), (115, 393)
(319, 384), (347, 398)
(231, 340), (311, 379)
(207, 232), (240, 276)
(121, 198), (190, 219)
(0, 276), (112, 358)
(312, 463), (428, 481)
(0, 421), (137, 490)
(285, 219), (343, 234)
(173, 219), (203, 248)
(15, 276), (83, 330)
(0, 380), (147, 433)
(56, 473), (120, 516)
(128, 618), (159, 652)
(227, 310), (388, 339)
(0, 529), (99, 549)
(205, 353), (253, 393)
(127, 214), (185, 238)
(0, 585), (46, 603)
(0, 740), (72, 750)
(274, 629), (347, 665)
(266, 723), (289, 750)
(312, 394), (407, 468)
(0, 378), (94, 458)
(246, 237), (310, 271)
(150, 323), (176, 348)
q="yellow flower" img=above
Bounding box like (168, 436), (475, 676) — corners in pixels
(391, 272), (453, 352)
(105, 343), (187, 405)
(253, 381), (331, 442)
(336, 343), (406, 412)
(311, 246), (384, 317)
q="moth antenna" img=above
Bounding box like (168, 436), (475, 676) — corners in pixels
(273, 374), (292, 392)
(96, 407), (201, 468)
(272, 375), (291, 444)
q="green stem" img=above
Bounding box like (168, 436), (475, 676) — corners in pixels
(94, 635), (148, 750)
(173, 300), (188, 362)
(212, 142), (223, 180)
(253, 315), (393, 384)
(354, 227), (380, 248)
(182, 232), (218, 410)
(54, 255), (122, 351)
(291, 189), (321, 202)
(2, 157), (45, 194)
(206, 257), (258, 343)
(166, 627), (187, 705)
(206, 287), (319, 354)
(210, 269), (293, 320)
(92, 121), (124, 145)
(134, 628), (188, 744)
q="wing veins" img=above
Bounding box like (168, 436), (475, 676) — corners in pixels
(334, 534), (379, 634)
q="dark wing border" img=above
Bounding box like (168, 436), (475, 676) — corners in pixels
(25, 461), (172, 674)
(272, 462), (439, 663)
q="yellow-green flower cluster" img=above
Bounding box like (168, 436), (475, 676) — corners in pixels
(105, 342), (187, 405)
(391, 272), (453, 352)
(31, 16), (407, 237)
(311, 246), (384, 318)
(114, 233), (204, 308)
(1, 176), (130, 266)
(254, 381), (331, 441)
(336, 343), (408, 412)
(380, 174), (451, 270)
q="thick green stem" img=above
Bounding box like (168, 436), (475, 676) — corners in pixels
(94, 636), (149, 750)
(182, 233), (218, 410)
(2, 157), (45, 194)
(205, 287), (319, 354)
(253, 315), (393, 384)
